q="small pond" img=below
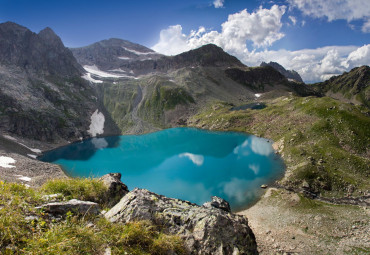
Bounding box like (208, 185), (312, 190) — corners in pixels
(40, 128), (285, 211)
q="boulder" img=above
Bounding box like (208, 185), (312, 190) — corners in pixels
(105, 188), (258, 255)
(99, 173), (129, 207)
(36, 199), (100, 215)
(202, 196), (231, 213)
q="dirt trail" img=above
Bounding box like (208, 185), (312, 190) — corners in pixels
(238, 188), (370, 255)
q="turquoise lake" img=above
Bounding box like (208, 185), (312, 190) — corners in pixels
(40, 128), (285, 211)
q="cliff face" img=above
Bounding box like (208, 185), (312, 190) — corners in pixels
(260, 61), (303, 83)
(0, 22), (119, 143)
(0, 22), (83, 77)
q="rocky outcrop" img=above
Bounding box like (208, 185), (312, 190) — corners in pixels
(260, 61), (303, 83)
(202, 196), (231, 213)
(36, 199), (100, 215)
(99, 173), (129, 207)
(105, 188), (258, 255)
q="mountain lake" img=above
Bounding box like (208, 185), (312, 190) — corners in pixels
(40, 128), (285, 211)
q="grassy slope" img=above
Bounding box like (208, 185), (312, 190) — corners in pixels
(188, 95), (370, 198)
(0, 179), (185, 254)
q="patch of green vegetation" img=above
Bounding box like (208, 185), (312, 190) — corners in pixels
(101, 82), (138, 132)
(189, 95), (370, 198)
(139, 80), (194, 127)
(0, 180), (186, 254)
(41, 178), (108, 207)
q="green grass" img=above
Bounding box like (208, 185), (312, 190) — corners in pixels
(41, 178), (109, 207)
(0, 180), (186, 254)
(188, 95), (370, 198)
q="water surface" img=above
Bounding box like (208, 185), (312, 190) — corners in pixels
(40, 128), (284, 211)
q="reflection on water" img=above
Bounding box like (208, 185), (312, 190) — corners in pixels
(39, 128), (285, 211)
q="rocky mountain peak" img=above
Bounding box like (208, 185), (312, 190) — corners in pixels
(0, 21), (83, 77)
(171, 44), (245, 68)
(260, 61), (303, 83)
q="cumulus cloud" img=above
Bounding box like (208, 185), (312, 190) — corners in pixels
(243, 45), (370, 82)
(288, 0), (370, 32)
(213, 0), (224, 8)
(152, 5), (286, 55)
(152, 4), (369, 83)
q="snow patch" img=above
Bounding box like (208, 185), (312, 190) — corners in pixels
(27, 154), (37, 159)
(0, 156), (16, 168)
(82, 73), (103, 84)
(83, 65), (125, 78)
(88, 110), (105, 137)
(122, 47), (157, 55)
(109, 68), (127, 73)
(3, 135), (17, 141)
(255, 93), (261, 98)
(179, 153), (204, 166)
(118, 56), (131, 60)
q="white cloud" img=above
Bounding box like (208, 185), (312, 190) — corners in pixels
(242, 45), (369, 83)
(288, 0), (370, 32)
(152, 5), (286, 55)
(213, 0), (224, 8)
(289, 15), (297, 25)
(152, 25), (190, 56)
(362, 20), (370, 33)
(152, 3), (369, 83)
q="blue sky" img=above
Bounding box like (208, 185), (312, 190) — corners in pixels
(1, 0), (369, 82)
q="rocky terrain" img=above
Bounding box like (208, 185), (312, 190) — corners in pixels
(312, 65), (370, 108)
(260, 61), (303, 83)
(0, 21), (369, 254)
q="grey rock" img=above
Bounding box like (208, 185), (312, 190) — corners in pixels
(260, 184), (268, 189)
(36, 199), (100, 215)
(105, 188), (258, 255)
(260, 61), (303, 83)
(99, 173), (129, 207)
(202, 196), (231, 213)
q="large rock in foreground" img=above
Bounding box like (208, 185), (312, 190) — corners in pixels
(105, 188), (258, 255)
(99, 173), (129, 207)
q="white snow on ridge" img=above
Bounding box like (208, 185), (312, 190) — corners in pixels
(122, 47), (158, 56)
(255, 93), (261, 98)
(82, 73), (103, 84)
(0, 156), (16, 168)
(27, 154), (37, 159)
(118, 56), (131, 60)
(109, 68), (127, 73)
(84, 65), (125, 78)
(88, 109), (105, 137)
(2, 135), (42, 154)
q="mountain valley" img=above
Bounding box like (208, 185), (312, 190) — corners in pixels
(0, 22), (369, 254)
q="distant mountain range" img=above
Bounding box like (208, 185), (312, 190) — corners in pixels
(260, 61), (303, 83)
(0, 21), (368, 144)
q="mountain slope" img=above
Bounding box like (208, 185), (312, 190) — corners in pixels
(0, 22), (119, 144)
(0, 22), (83, 77)
(260, 61), (303, 83)
(312, 65), (370, 107)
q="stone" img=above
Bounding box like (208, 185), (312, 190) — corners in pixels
(105, 188), (258, 255)
(99, 173), (129, 207)
(202, 196), (231, 212)
(36, 199), (100, 216)
(260, 184), (268, 189)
